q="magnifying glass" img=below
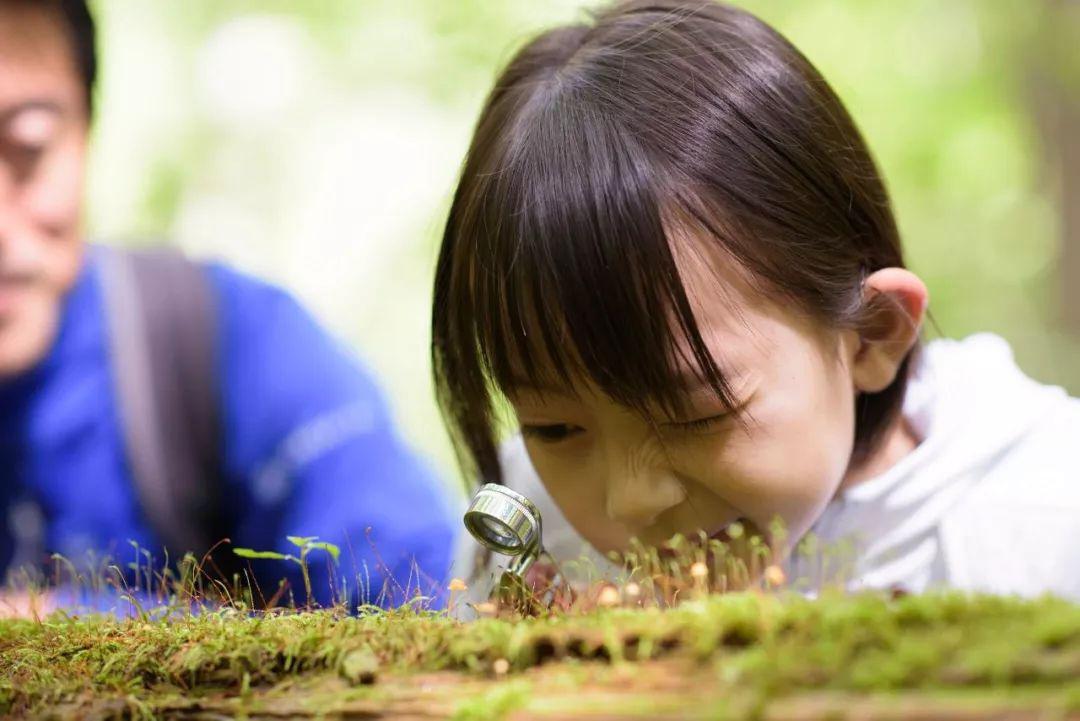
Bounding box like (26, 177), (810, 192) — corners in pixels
(464, 483), (544, 577)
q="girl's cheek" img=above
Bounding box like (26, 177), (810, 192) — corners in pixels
(670, 414), (757, 484)
(678, 409), (844, 539)
(528, 445), (615, 535)
(529, 446), (630, 548)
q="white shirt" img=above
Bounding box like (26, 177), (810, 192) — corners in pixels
(797, 333), (1080, 599)
(455, 334), (1080, 602)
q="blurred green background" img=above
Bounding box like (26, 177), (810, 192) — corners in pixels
(85, 0), (1080, 497)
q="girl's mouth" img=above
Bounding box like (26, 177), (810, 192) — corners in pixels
(652, 518), (750, 560)
(706, 518), (747, 545)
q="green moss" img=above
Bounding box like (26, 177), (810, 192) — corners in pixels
(450, 680), (531, 721)
(1, 591), (1078, 717)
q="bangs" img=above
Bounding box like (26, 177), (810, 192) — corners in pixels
(439, 86), (740, 431)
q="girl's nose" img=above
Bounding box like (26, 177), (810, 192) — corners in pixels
(603, 461), (687, 529)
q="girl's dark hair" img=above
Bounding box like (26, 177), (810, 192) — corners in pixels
(433, 0), (916, 484)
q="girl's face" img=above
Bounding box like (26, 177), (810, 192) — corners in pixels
(509, 249), (864, 555)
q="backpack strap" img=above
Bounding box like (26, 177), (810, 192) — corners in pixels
(97, 245), (224, 559)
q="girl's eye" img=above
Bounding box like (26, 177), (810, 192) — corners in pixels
(665, 413), (728, 434)
(521, 423), (582, 443)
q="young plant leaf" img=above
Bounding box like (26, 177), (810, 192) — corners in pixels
(233, 548), (290, 561)
(286, 535), (318, 548)
(308, 541), (341, 563)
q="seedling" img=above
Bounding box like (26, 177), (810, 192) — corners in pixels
(233, 535), (341, 607)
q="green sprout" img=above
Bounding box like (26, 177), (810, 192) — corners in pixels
(233, 535), (340, 607)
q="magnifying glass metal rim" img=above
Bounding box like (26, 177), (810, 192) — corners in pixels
(464, 483), (544, 573)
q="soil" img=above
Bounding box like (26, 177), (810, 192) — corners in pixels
(34, 659), (1080, 721)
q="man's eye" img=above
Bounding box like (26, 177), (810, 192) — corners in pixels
(1, 138), (49, 177)
(4, 143), (45, 166)
(521, 424), (581, 442)
(2, 109), (60, 170)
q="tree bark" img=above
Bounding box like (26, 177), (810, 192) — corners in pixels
(1033, 1), (1080, 331)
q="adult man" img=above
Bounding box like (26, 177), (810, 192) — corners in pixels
(0, 0), (455, 611)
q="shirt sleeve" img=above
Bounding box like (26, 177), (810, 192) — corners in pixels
(206, 264), (458, 609)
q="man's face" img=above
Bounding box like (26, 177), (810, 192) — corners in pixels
(0, 2), (88, 378)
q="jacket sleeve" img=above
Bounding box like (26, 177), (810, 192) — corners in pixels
(207, 264), (459, 609)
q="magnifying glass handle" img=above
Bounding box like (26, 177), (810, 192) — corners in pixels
(495, 552), (568, 613)
(506, 548), (539, 577)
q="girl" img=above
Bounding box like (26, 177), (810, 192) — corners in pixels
(433, 0), (1080, 601)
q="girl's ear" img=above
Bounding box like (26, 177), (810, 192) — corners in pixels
(850, 268), (929, 393)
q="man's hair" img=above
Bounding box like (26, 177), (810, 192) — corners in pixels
(432, 0), (916, 483)
(56, 0), (97, 117)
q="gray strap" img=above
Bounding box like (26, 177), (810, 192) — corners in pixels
(98, 245), (222, 557)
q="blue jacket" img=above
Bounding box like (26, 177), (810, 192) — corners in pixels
(0, 247), (457, 610)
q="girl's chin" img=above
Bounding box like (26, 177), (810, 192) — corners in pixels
(639, 517), (765, 560)
(605, 517), (788, 562)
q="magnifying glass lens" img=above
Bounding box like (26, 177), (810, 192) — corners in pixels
(464, 483), (543, 563)
(475, 516), (521, 551)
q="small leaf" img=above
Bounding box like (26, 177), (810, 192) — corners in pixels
(406, 594), (433, 608)
(308, 541), (341, 563)
(286, 535), (318, 548)
(233, 548), (289, 561)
